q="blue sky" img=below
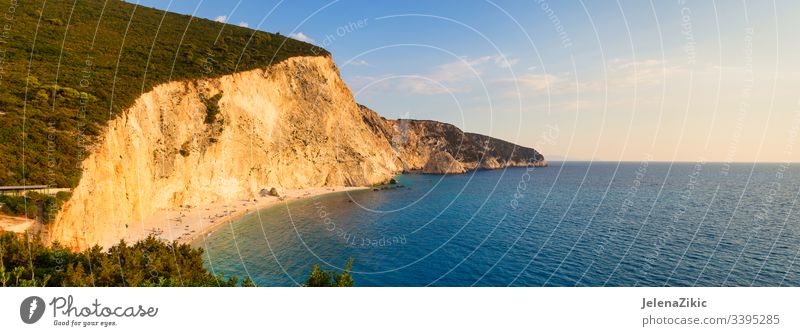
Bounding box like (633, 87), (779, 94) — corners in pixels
(128, 1), (800, 162)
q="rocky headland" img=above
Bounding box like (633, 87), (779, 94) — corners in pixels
(49, 55), (546, 249)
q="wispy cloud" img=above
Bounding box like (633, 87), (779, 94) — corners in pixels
(577, 58), (683, 92)
(490, 71), (575, 98)
(213, 15), (227, 23)
(237, 21), (249, 28)
(497, 73), (568, 94)
(350, 54), (686, 100)
(345, 60), (371, 67)
(396, 77), (457, 95)
(493, 54), (519, 69)
(493, 58), (690, 98)
(288, 32), (315, 43)
(608, 58), (675, 87)
(389, 54), (520, 95)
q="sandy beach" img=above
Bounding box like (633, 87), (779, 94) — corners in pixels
(118, 186), (367, 245)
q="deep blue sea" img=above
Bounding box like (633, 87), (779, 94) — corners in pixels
(193, 162), (800, 286)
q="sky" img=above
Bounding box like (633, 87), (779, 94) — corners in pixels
(127, 0), (800, 163)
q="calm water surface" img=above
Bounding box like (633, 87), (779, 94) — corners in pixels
(194, 162), (800, 286)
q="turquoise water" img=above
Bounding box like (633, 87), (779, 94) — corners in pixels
(194, 162), (800, 286)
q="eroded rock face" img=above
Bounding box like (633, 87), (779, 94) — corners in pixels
(51, 56), (402, 249)
(422, 151), (466, 174)
(50, 55), (546, 249)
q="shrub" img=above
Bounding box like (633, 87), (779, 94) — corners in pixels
(203, 93), (223, 124)
(0, 232), (253, 287)
(304, 258), (354, 287)
(46, 18), (63, 26)
(0, 192), (72, 224)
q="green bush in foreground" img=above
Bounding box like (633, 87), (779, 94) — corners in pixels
(0, 231), (353, 287)
(304, 258), (355, 287)
(0, 232), (251, 287)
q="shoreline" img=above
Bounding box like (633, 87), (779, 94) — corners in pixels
(118, 186), (368, 246)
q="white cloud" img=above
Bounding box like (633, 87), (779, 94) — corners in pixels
(493, 54), (519, 69)
(350, 54), (517, 96)
(493, 73), (571, 97)
(356, 56), (695, 100)
(213, 15), (227, 23)
(396, 77), (458, 95)
(346, 75), (380, 88)
(288, 32), (315, 43)
(611, 58), (663, 69)
(421, 58), (480, 84)
(515, 73), (565, 92)
(237, 21), (249, 28)
(348, 54), (526, 96)
(346, 74), (461, 96)
(577, 58), (683, 91)
(345, 60), (371, 67)
(388, 57), (492, 95)
(493, 58), (690, 98)
(416, 54), (521, 86)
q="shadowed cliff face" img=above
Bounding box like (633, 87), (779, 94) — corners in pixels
(50, 55), (545, 249)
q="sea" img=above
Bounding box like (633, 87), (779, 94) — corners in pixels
(193, 162), (800, 286)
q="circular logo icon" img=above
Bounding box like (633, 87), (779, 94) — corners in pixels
(20, 296), (45, 324)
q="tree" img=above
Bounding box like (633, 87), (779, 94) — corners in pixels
(0, 232), (255, 287)
(304, 258), (354, 287)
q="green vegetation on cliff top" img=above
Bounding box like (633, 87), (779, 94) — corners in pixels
(0, 0), (327, 188)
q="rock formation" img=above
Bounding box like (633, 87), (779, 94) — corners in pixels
(50, 55), (546, 249)
(358, 105), (546, 173)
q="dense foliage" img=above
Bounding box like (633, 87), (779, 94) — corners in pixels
(304, 258), (355, 287)
(0, 0), (328, 188)
(0, 191), (71, 224)
(0, 231), (353, 287)
(0, 232), (253, 286)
